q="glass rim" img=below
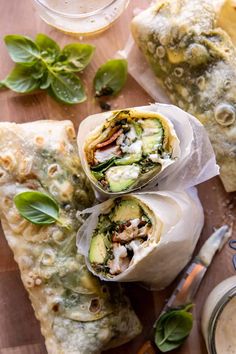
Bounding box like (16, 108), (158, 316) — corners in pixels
(207, 286), (236, 354)
(33, 0), (121, 19)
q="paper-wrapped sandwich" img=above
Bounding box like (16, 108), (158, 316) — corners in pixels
(0, 121), (141, 354)
(77, 189), (204, 290)
(131, 0), (236, 192)
(78, 104), (218, 197)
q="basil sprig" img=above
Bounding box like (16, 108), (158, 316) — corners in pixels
(93, 59), (128, 97)
(1, 34), (95, 104)
(154, 304), (193, 352)
(14, 191), (65, 226)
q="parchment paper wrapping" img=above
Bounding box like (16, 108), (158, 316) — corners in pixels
(118, 0), (236, 192)
(77, 104), (218, 199)
(77, 188), (204, 290)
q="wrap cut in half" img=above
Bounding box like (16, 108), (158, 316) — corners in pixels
(77, 104), (218, 198)
(0, 120), (141, 354)
(129, 0), (236, 191)
(77, 188), (204, 290)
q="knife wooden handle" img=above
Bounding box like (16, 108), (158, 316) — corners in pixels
(137, 341), (157, 354)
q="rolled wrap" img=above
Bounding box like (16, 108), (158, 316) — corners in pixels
(0, 120), (141, 354)
(77, 188), (204, 290)
(77, 104), (218, 198)
(130, 0), (236, 192)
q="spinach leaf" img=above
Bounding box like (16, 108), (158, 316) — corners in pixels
(49, 71), (86, 104)
(59, 43), (95, 72)
(4, 35), (40, 64)
(91, 171), (104, 180)
(3, 64), (40, 93)
(14, 191), (60, 225)
(91, 157), (117, 173)
(154, 304), (193, 352)
(93, 59), (128, 97)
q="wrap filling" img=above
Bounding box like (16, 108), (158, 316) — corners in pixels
(89, 197), (153, 276)
(84, 110), (176, 193)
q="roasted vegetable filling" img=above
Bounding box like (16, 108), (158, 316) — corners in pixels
(86, 112), (173, 192)
(89, 198), (153, 276)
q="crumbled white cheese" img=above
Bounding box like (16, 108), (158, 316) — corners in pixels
(108, 243), (128, 275)
(142, 127), (159, 136)
(121, 140), (142, 154)
(128, 239), (143, 253)
(116, 133), (125, 146)
(126, 126), (137, 141)
(149, 154), (162, 163)
(106, 165), (140, 182)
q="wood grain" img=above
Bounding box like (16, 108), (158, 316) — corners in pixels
(0, 1), (235, 354)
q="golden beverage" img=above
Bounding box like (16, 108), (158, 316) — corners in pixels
(33, 0), (130, 35)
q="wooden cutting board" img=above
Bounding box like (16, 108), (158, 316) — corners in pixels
(0, 1), (235, 353)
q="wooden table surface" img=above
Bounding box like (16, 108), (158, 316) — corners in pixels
(0, 1), (235, 354)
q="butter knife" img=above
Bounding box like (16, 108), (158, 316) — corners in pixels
(137, 225), (231, 354)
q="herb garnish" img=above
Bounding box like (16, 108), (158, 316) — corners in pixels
(1, 34), (95, 104)
(93, 59), (128, 97)
(14, 190), (68, 227)
(154, 304), (193, 352)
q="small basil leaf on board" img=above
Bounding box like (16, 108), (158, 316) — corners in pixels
(154, 304), (193, 352)
(14, 191), (59, 225)
(4, 34), (40, 64)
(93, 59), (128, 97)
(3, 64), (40, 93)
(60, 43), (95, 72)
(49, 72), (86, 104)
(154, 337), (182, 353)
(164, 312), (192, 341)
(35, 33), (60, 55)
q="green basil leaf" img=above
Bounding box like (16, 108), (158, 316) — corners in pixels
(60, 43), (95, 72)
(35, 33), (60, 55)
(0, 81), (5, 89)
(31, 62), (45, 79)
(14, 191), (59, 225)
(49, 72), (86, 104)
(40, 72), (51, 89)
(4, 34), (40, 64)
(154, 337), (182, 352)
(93, 59), (128, 97)
(154, 304), (193, 353)
(164, 311), (193, 341)
(3, 64), (40, 93)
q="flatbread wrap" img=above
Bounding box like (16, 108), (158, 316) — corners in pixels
(77, 188), (204, 290)
(0, 120), (141, 354)
(131, 0), (236, 192)
(78, 104), (218, 198)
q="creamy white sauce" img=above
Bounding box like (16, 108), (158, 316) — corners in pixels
(215, 296), (236, 354)
(201, 277), (236, 354)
